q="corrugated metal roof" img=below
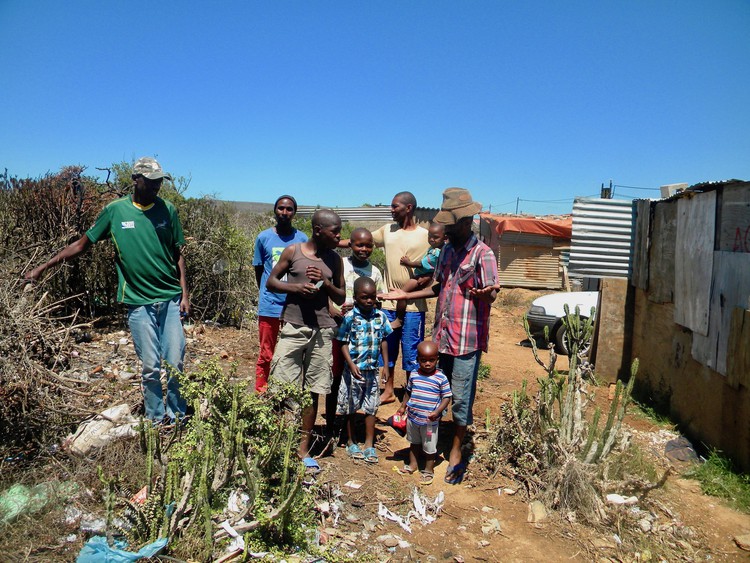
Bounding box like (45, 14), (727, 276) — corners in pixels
(570, 198), (634, 278)
(296, 205), (394, 222)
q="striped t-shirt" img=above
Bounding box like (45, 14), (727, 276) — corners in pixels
(405, 369), (452, 426)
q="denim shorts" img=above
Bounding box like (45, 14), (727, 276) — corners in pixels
(439, 351), (481, 426)
(336, 368), (380, 416)
(380, 310), (425, 373)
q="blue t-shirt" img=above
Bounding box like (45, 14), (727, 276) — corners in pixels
(414, 247), (441, 277)
(252, 227), (308, 317)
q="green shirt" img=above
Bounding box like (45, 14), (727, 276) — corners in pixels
(86, 195), (185, 305)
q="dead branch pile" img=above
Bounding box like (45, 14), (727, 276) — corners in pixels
(0, 274), (96, 463)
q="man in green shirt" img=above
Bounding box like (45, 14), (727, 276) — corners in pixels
(25, 157), (190, 424)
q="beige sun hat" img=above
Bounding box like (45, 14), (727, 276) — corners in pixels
(433, 187), (483, 225)
(132, 157), (172, 181)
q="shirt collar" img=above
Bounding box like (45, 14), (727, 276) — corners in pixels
(353, 305), (376, 318)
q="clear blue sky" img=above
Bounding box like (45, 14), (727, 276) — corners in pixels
(1, 1), (748, 215)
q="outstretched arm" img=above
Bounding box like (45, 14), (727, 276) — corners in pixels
(379, 283), (440, 302)
(24, 235), (92, 282)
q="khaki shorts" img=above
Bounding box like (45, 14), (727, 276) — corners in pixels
(406, 419), (439, 455)
(269, 323), (335, 395)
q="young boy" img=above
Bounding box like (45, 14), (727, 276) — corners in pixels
(336, 277), (392, 464)
(267, 209), (346, 471)
(392, 222), (446, 329)
(396, 340), (452, 485)
(327, 228), (386, 442)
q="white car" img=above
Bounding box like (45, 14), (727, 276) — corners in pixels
(526, 291), (598, 355)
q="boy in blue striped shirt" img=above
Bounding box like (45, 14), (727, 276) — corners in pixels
(395, 340), (452, 485)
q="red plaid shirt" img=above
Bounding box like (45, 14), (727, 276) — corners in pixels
(433, 234), (498, 356)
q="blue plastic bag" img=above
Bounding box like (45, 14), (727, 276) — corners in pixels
(76, 536), (168, 562)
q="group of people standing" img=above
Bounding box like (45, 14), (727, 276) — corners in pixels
(253, 187), (498, 483)
(25, 156), (499, 486)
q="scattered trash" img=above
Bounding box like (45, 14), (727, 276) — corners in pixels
(527, 500), (548, 524)
(734, 534), (750, 551)
(130, 486), (148, 505)
(606, 493), (638, 505)
(66, 404), (139, 456)
(481, 518), (502, 535)
(664, 437), (700, 464)
(343, 480), (363, 489)
(0, 480), (78, 524)
(377, 487), (445, 533)
(76, 536), (167, 563)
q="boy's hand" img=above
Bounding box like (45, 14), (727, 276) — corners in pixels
(340, 303), (353, 316)
(305, 265), (323, 282)
(396, 407), (406, 417)
(427, 410), (441, 421)
(350, 365), (363, 380)
(399, 255), (412, 266)
(329, 304), (343, 323)
(297, 282), (319, 297)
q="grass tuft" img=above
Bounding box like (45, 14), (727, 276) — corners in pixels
(686, 450), (750, 514)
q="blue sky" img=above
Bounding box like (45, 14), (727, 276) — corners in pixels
(1, 1), (748, 215)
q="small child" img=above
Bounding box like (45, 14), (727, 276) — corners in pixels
(327, 228), (386, 442)
(392, 222), (446, 329)
(396, 340), (452, 485)
(336, 276), (393, 464)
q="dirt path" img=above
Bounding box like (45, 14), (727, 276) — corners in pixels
(80, 296), (750, 561)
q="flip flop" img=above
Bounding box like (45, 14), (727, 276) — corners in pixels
(420, 471), (434, 486)
(444, 461), (467, 484)
(302, 457), (321, 475)
(363, 447), (379, 464)
(394, 464), (416, 475)
(346, 443), (365, 459)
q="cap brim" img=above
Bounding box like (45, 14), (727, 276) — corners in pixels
(142, 171), (172, 181)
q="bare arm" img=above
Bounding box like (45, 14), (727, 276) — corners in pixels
(254, 265), (264, 290)
(24, 235), (92, 282)
(428, 395), (451, 421)
(379, 283), (441, 302)
(266, 245), (317, 296)
(399, 255), (422, 268)
(307, 255), (345, 306)
(341, 340), (362, 380)
(176, 246), (190, 315)
(397, 388), (410, 416)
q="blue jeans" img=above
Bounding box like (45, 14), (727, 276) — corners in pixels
(381, 310), (425, 373)
(127, 296), (187, 422)
(439, 351), (481, 426)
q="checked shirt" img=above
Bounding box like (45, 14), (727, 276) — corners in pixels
(433, 233), (498, 356)
(336, 306), (393, 371)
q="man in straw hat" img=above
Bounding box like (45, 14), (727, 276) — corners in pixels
(25, 157), (190, 425)
(381, 187), (498, 484)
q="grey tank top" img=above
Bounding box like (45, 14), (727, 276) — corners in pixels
(282, 243), (340, 328)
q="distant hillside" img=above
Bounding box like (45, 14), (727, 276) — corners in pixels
(222, 200), (275, 214)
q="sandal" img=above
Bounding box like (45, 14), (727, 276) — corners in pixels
(363, 447), (379, 464)
(444, 461), (467, 485)
(420, 471), (434, 486)
(302, 457), (321, 475)
(394, 464), (416, 475)
(346, 443), (364, 460)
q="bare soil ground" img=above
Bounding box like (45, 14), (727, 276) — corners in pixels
(26, 290), (750, 561)
(163, 290), (750, 562)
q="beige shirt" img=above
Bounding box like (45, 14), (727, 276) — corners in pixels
(372, 223), (430, 313)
